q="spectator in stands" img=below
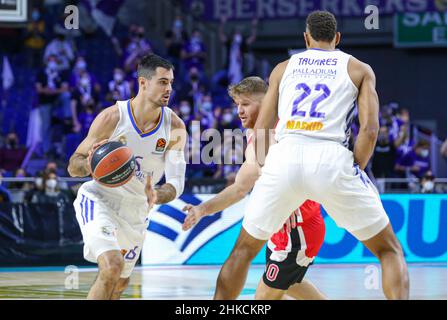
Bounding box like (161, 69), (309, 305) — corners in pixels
(123, 25), (153, 74)
(35, 54), (70, 156)
(181, 29), (207, 73)
(70, 56), (101, 92)
(217, 108), (240, 132)
(178, 67), (209, 106)
(0, 172), (11, 203)
(164, 16), (188, 76)
(77, 103), (98, 138)
(24, 171), (44, 203)
(24, 6), (46, 68)
(45, 161), (58, 175)
(30, 171), (71, 205)
(219, 16), (258, 85)
(198, 94), (216, 128)
(44, 161), (68, 190)
(0, 132), (28, 174)
(105, 68), (133, 104)
(371, 126), (398, 178)
(420, 170), (436, 194)
(70, 70), (101, 134)
(395, 140), (431, 179)
(8, 168), (32, 191)
(43, 31), (75, 71)
(178, 100), (194, 132)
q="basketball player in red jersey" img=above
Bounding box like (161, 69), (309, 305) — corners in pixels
(214, 11), (408, 300)
(68, 54), (187, 299)
(182, 77), (326, 300)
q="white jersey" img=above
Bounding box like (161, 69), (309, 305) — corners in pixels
(275, 49), (359, 147)
(81, 99), (173, 202)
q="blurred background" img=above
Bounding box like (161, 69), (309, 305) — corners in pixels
(0, 0), (446, 269)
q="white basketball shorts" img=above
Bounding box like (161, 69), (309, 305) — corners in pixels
(73, 182), (150, 278)
(243, 136), (390, 242)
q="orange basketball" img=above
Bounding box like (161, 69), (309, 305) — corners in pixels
(90, 141), (136, 187)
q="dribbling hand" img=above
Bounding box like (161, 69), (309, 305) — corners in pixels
(86, 139), (109, 175)
(145, 176), (158, 210)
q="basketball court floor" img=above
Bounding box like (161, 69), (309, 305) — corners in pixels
(0, 263), (446, 299)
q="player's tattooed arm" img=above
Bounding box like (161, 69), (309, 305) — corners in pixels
(67, 105), (119, 177)
(348, 58), (379, 170)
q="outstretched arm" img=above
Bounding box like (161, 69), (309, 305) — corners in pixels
(182, 144), (260, 230)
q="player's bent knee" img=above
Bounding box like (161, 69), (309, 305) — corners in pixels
(363, 224), (404, 259)
(98, 253), (125, 282)
(232, 244), (259, 261)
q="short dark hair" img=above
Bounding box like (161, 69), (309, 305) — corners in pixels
(137, 54), (174, 79)
(306, 11), (337, 42)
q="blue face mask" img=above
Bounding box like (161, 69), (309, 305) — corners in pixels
(174, 20), (182, 29)
(32, 11), (40, 21)
(202, 102), (212, 112)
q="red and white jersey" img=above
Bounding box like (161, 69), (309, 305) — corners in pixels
(275, 49), (358, 148)
(268, 200), (325, 267)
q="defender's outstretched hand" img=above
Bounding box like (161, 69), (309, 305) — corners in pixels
(182, 204), (205, 231)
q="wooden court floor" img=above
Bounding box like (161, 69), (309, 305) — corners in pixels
(0, 263), (446, 300)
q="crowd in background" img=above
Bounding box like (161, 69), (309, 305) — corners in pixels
(1, 3), (447, 204)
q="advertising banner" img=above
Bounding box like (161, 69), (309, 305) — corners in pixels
(142, 194), (447, 265)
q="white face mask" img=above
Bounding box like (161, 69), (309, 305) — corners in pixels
(174, 20), (182, 30)
(35, 177), (43, 188)
(114, 73), (123, 82)
(234, 34), (242, 44)
(422, 181), (434, 192)
(76, 60), (87, 70)
(80, 76), (90, 87)
(202, 102), (212, 111)
(420, 149), (429, 158)
(223, 113), (233, 123)
(180, 105), (191, 115)
(47, 61), (58, 70)
(46, 179), (57, 190)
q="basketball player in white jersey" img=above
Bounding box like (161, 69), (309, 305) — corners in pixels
(182, 77), (326, 300)
(68, 54), (187, 299)
(213, 11), (409, 300)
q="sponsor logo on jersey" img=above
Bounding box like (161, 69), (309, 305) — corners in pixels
(101, 226), (115, 237)
(155, 138), (166, 152)
(286, 120), (323, 131)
